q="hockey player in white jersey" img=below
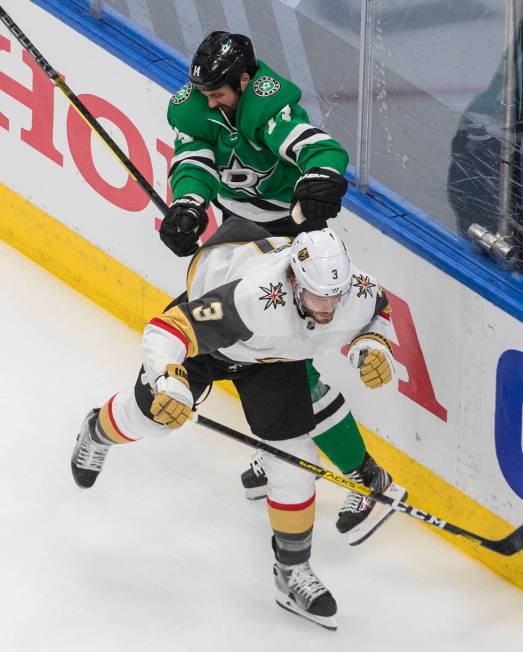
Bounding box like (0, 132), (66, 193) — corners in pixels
(163, 31), (399, 544)
(71, 219), (406, 630)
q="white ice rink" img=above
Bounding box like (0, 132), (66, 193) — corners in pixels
(1, 240), (523, 652)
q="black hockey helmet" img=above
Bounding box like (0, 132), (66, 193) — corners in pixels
(190, 31), (257, 92)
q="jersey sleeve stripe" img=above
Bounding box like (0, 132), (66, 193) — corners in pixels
(279, 125), (327, 164)
(292, 132), (332, 161)
(172, 148), (215, 164)
(169, 158), (220, 181)
(279, 123), (314, 163)
(151, 307), (199, 357)
(148, 317), (190, 352)
(173, 148), (215, 163)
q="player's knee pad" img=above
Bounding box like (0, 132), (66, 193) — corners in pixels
(263, 434), (318, 504)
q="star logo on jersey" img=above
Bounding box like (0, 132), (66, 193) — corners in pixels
(352, 274), (376, 298)
(259, 282), (287, 310)
(221, 151), (277, 197)
(253, 76), (281, 97)
(171, 83), (192, 104)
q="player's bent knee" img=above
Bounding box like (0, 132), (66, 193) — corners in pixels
(263, 433), (318, 503)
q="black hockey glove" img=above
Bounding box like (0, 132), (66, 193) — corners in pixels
(159, 197), (208, 257)
(291, 167), (348, 222)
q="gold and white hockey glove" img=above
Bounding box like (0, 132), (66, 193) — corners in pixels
(150, 364), (193, 428)
(348, 333), (394, 389)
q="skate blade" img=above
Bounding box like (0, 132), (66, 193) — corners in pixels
(275, 593), (337, 631)
(345, 483), (408, 546)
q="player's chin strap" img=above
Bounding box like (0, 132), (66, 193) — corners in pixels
(194, 413), (523, 557)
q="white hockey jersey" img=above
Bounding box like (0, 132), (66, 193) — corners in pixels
(142, 220), (392, 379)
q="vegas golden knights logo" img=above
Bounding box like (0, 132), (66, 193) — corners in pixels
(298, 247), (309, 261)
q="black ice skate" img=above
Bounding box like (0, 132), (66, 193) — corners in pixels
(273, 560), (337, 630)
(240, 451), (268, 500)
(336, 453), (407, 545)
(71, 408), (110, 488)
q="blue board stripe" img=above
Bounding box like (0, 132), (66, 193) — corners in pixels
(26, 0), (523, 322)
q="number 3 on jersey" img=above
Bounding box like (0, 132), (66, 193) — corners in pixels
(192, 301), (224, 321)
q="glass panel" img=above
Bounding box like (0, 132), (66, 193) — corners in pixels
(96, 0), (361, 170)
(94, 1), (520, 251)
(88, 0), (104, 18)
(369, 0), (507, 236)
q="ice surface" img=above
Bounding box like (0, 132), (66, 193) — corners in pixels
(1, 241), (522, 652)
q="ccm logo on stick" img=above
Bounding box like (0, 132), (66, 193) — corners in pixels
(391, 500), (447, 528)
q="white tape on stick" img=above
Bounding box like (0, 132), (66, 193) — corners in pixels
(291, 201), (305, 224)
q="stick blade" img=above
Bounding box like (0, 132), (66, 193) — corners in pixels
(481, 524), (523, 556)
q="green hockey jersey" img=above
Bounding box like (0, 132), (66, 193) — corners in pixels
(167, 61), (349, 224)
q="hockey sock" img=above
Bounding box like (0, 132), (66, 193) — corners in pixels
(305, 359), (321, 389)
(312, 410), (366, 474)
(90, 416), (114, 446)
(305, 360), (366, 474)
(268, 494), (315, 565)
(96, 400), (132, 444)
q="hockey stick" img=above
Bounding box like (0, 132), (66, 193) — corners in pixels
(196, 414), (523, 556)
(0, 5), (169, 216)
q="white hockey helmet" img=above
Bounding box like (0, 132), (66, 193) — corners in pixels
(290, 228), (352, 318)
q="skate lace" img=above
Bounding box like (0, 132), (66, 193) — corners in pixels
(339, 471), (370, 514)
(75, 435), (109, 471)
(288, 562), (327, 604)
(249, 451), (265, 477)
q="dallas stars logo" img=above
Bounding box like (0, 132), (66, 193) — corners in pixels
(171, 83), (192, 104)
(352, 274), (376, 298)
(221, 151), (277, 197)
(253, 76), (281, 97)
(259, 282), (287, 310)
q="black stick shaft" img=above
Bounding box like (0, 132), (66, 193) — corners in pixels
(0, 5), (169, 216)
(196, 414), (523, 556)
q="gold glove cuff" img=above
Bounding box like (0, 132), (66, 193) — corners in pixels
(165, 363), (190, 389)
(349, 331), (392, 355)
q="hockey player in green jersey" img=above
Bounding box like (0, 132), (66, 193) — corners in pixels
(160, 31), (403, 545)
(160, 31), (348, 252)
